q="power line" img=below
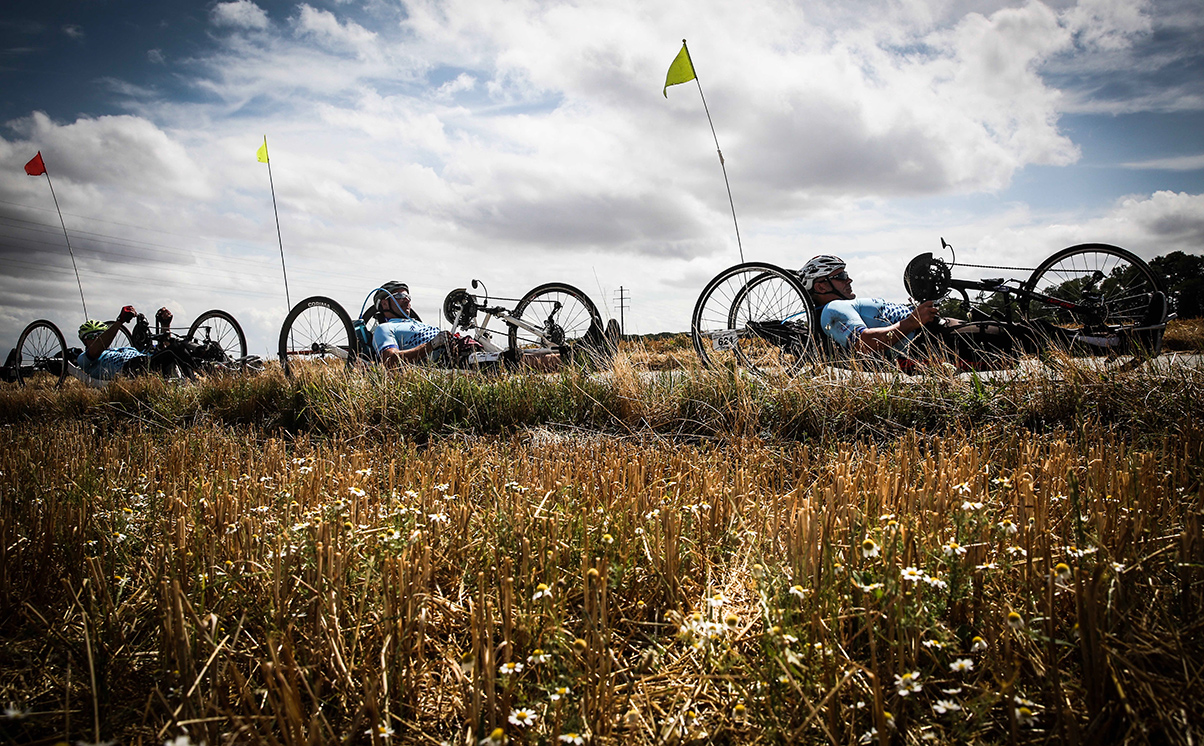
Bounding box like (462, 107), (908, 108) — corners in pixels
(0, 249), (373, 302)
(0, 197), (383, 287)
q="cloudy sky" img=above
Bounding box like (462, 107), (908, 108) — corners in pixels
(1, 0), (1202, 356)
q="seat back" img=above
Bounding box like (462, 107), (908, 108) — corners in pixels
(352, 319), (375, 360)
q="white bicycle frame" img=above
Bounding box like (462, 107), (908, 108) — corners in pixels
(449, 299), (564, 365)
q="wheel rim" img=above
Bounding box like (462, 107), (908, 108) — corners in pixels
(192, 314), (245, 361)
(281, 304), (352, 373)
(511, 288), (599, 353)
(693, 265), (815, 374)
(1025, 248), (1159, 331)
(18, 323), (66, 386)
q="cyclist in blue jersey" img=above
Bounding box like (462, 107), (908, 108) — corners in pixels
(77, 306), (194, 380)
(800, 255), (939, 357)
(369, 281), (452, 368)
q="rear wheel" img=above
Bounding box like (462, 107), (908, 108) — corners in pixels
(507, 283), (605, 364)
(278, 296), (356, 376)
(1022, 244), (1165, 361)
(188, 310), (247, 363)
(16, 319), (67, 387)
(691, 262), (817, 375)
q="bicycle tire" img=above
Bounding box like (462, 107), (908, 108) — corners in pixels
(507, 282), (605, 364)
(188, 310), (248, 363)
(278, 296), (356, 376)
(16, 319), (67, 387)
(1022, 243), (1165, 359)
(691, 262), (817, 375)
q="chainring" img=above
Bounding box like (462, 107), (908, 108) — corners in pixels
(442, 289), (477, 325)
(904, 252), (952, 303)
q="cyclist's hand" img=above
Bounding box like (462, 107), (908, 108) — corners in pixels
(913, 300), (939, 325)
(118, 305), (137, 324)
(156, 307), (173, 326)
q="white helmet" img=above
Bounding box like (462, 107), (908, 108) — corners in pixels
(799, 255), (846, 291)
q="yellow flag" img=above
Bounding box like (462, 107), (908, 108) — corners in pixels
(663, 41), (696, 97)
(256, 136), (269, 164)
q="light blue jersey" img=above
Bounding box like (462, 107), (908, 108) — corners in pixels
(76, 347), (146, 380)
(820, 298), (917, 356)
(372, 318), (441, 355)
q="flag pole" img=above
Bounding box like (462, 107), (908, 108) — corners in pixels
(260, 136), (292, 310)
(681, 40), (744, 263)
(28, 153), (89, 318)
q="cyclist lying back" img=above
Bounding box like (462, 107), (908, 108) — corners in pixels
(77, 306), (196, 380)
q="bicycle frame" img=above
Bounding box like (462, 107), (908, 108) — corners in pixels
(447, 282), (564, 357)
(939, 269), (1136, 335)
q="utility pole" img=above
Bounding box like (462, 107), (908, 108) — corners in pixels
(613, 286), (630, 336)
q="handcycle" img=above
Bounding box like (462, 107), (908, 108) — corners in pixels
(278, 281), (609, 376)
(690, 241), (1170, 375)
(2, 309), (254, 387)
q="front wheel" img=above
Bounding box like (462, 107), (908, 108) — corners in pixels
(16, 319), (67, 387)
(278, 296), (356, 376)
(103, 322), (134, 350)
(188, 310), (247, 364)
(691, 262), (817, 375)
(1022, 244), (1165, 361)
(508, 283), (605, 364)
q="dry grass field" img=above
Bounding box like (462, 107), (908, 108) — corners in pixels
(1, 346), (1202, 745)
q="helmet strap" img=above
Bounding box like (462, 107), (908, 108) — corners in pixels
(816, 278), (852, 302)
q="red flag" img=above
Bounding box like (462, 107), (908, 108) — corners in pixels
(24, 152), (46, 176)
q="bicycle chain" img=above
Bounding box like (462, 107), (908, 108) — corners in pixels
(952, 261), (1098, 274)
(949, 261), (1037, 272)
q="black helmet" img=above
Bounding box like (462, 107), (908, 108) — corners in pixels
(373, 281), (409, 307)
(370, 281), (422, 322)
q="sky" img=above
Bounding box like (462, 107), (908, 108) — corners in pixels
(1, 0), (1202, 357)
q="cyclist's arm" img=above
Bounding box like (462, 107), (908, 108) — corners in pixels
(380, 342), (436, 368)
(853, 301), (937, 354)
(85, 313), (135, 360)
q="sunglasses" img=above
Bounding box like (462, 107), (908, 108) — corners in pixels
(825, 271), (851, 283)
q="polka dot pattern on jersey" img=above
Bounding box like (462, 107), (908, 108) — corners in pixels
(878, 302), (913, 325)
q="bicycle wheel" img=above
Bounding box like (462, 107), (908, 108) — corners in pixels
(104, 322), (134, 349)
(16, 319), (67, 387)
(188, 310), (247, 362)
(507, 283), (605, 363)
(692, 262), (817, 374)
(1022, 244), (1165, 357)
(278, 296), (356, 376)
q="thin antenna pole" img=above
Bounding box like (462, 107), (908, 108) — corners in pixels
(682, 40), (744, 263)
(39, 165), (89, 318)
(263, 136), (291, 309)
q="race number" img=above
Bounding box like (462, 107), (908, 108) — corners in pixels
(709, 329), (739, 351)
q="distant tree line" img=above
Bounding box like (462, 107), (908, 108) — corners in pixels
(1151, 251), (1204, 319)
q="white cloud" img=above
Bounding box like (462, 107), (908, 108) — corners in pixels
(1062, 0), (1152, 51)
(147, 49), (165, 65)
(211, 0), (270, 30)
(62, 24), (84, 40)
(293, 4), (379, 60)
(6, 112), (210, 200)
(435, 73), (477, 99)
(1121, 154), (1204, 171)
(1110, 190), (1204, 243)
